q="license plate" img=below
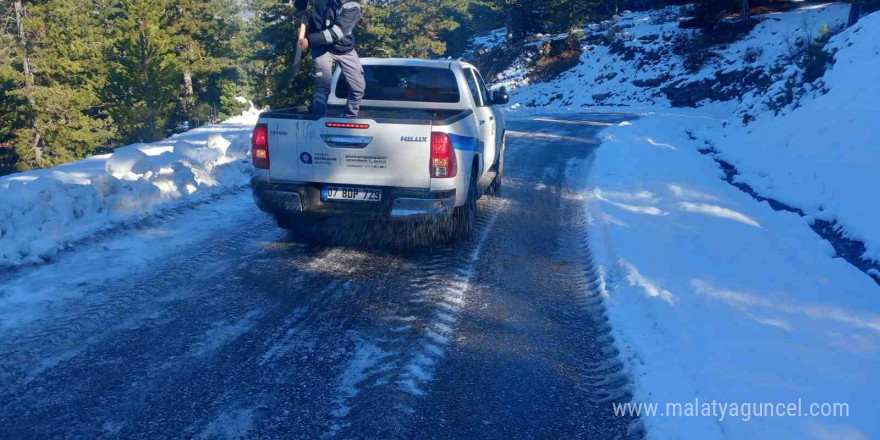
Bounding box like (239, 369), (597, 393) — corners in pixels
(322, 186), (382, 202)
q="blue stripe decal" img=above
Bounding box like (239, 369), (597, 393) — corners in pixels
(448, 133), (482, 153)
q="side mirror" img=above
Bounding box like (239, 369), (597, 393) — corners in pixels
(492, 91), (509, 105)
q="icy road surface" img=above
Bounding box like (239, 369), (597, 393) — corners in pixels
(0, 114), (637, 439)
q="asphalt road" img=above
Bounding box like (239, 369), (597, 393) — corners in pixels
(0, 113), (641, 439)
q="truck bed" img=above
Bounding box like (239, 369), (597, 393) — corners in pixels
(261, 106), (472, 126)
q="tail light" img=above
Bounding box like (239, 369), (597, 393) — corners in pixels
(430, 132), (457, 178)
(251, 123), (269, 169)
(326, 122), (370, 129)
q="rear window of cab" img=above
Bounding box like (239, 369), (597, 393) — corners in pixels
(335, 66), (460, 103)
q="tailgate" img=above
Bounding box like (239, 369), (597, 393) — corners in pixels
(267, 117), (433, 189)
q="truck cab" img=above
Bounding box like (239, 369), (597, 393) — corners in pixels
(250, 58), (507, 239)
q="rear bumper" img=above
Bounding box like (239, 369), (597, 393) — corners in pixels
(251, 177), (456, 221)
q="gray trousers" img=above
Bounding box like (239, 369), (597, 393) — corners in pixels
(311, 49), (365, 117)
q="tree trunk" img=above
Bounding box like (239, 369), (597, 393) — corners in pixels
(135, 30), (156, 142)
(505, 1), (535, 45)
(13, 1), (33, 86)
(183, 71), (194, 97)
(182, 70), (194, 115)
(506, 3), (522, 44)
(13, 0), (44, 166)
(741, 0), (750, 25)
(847, 1), (862, 27)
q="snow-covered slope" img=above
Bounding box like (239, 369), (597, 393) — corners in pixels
(489, 4), (879, 263)
(495, 3), (849, 114)
(710, 12), (880, 261)
(583, 112), (880, 440)
(482, 5), (880, 439)
(0, 109), (259, 267)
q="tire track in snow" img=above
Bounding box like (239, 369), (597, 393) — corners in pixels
(562, 157), (645, 440)
(108, 246), (382, 438)
(191, 276), (350, 440)
(324, 196), (507, 439)
(198, 240), (446, 439)
(396, 199), (506, 398)
(123, 229), (471, 439)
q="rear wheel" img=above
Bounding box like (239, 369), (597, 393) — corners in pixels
(487, 134), (505, 196)
(447, 168), (478, 241)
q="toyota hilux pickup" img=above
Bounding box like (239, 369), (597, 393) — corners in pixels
(250, 58), (507, 239)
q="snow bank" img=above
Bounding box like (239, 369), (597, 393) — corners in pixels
(105, 145), (151, 178)
(710, 11), (880, 261)
(0, 108), (260, 267)
(582, 113), (880, 439)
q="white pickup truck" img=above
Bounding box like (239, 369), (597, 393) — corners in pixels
(250, 58), (507, 239)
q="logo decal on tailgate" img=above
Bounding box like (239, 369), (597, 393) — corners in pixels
(300, 152), (313, 164)
(401, 136), (428, 143)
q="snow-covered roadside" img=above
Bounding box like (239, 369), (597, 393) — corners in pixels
(0, 108), (260, 267)
(709, 12), (880, 262)
(579, 113), (880, 440)
(492, 6), (880, 437)
(496, 5), (880, 265)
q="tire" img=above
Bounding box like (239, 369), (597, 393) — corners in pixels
(447, 168), (478, 241)
(487, 133), (505, 196)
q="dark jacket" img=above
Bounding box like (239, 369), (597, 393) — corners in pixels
(295, 0), (362, 55)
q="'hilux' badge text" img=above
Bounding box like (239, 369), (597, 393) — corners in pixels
(401, 136), (428, 143)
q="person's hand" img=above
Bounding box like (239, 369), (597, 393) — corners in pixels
(299, 38), (309, 51)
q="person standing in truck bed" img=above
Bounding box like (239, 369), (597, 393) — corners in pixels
(295, 0), (366, 118)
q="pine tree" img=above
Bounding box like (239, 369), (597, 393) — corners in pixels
(104, 30), (178, 143)
(358, 0), (462, 59)
(493, 0), (615, 44)
(248, 0), (314, 109)
(7, 0), (114, 170)
(1, 2), (28, 172)
(218, 80), (249, 116)
(442, 0), (502, 58)
(500, 0), (542, 44)
(543, 0), (611, 32)
(103, 1), (179, 143)
(2, 0), (252, 173)
(166, 0), (249, 125)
